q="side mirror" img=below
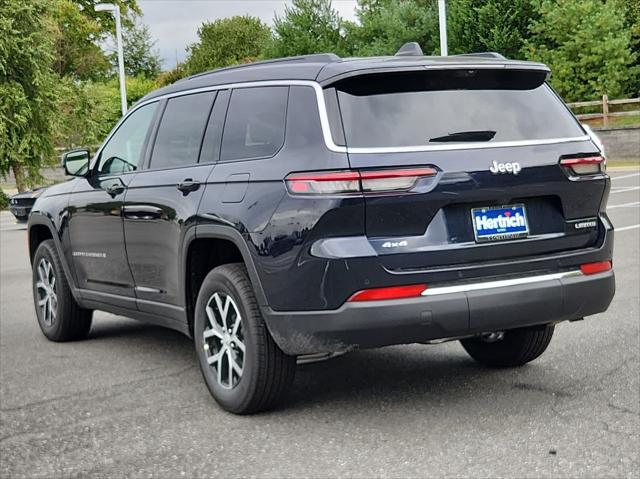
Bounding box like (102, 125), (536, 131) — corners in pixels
(61, 149), (90, 177)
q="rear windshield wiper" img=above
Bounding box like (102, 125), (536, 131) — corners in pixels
(429, 130), (496, 142)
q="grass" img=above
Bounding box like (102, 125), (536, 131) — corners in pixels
(582, 114), (640, 129)
(607, 159), (640, 169)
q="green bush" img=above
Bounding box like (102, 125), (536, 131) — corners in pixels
(0, 189), (10, 210)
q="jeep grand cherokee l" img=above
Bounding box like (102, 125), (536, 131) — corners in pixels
(28, 47), (615, 414)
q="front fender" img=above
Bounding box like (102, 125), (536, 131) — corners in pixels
(28, 212), (82, 303)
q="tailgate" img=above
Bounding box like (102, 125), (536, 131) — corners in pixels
(323, 67), (607, 271)
(350, 142), (606, 271)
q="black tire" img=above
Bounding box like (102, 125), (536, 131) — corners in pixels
(14, 215), (28, 222)
(32, 240), (93, 341)
(194, 263), (296, 414)
(460, 324), (554, 368)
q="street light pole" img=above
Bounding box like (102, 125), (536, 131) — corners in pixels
(438, 0), (448, 56)
(96, 3), (127, 115)
(114, 5), (127, 115)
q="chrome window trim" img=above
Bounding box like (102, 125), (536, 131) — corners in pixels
(94, 79), (591, 161)
(342, 136), (591, 154)
(421, 270), (583, 297)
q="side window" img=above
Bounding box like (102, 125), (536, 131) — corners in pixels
(200, 89), (230, 164)
(150, 91), (216, 170)
(221, 87), (288, 162)
(98, 102), (157, 175)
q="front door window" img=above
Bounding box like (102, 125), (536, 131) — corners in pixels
(98, 102), (158, 175)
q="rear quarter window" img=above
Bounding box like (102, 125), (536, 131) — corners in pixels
(221, 86), (289, 161)
(329, 70), (585, 148)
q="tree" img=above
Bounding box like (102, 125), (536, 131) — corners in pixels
(112, 19), (161, 78)
(523, 0), (636, 102)
(448, 0), (538, 59)
(50, 0), (111, 80)
(49, 0), (140, 80)
(350, 0), (440, 56)
(73, 0), (140, 34)
(53, 75), (157, 151)
(619, 0), (640, 96)
(269, 0), (350, 57)
(185, 16), (272, 75)
(53, 78), (114, 150)
(0, 0), (58, 191)
(156, 63), (188, 87)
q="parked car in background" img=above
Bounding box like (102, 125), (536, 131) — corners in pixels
(9, 188), (45, 222)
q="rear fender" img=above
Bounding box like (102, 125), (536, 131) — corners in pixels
(190, 224), (269, 307)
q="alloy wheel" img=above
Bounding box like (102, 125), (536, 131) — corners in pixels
(202, 292), (245, 389)
(36, 258), (57, 326)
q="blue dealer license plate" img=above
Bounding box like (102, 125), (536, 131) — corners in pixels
(471, 204), (529, 242)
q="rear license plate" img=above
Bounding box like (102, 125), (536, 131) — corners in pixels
(471, 204), (529, 242)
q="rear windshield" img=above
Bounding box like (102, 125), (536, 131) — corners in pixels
(326, 69), (584, 148)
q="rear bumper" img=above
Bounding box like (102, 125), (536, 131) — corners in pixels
(262, 269), (615, 355)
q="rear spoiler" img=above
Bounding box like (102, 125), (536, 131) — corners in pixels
(318, 62), (551, 87)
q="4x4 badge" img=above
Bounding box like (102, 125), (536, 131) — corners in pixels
(489, 160), (521, 175)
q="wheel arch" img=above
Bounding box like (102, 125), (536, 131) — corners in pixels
(28, 213), (82, 303)
(183, 225), (268, 337)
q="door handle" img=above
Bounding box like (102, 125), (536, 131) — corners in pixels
(122, 205), (163, 220)
(105, 183), (126, 196)
(177, 179), (201, 195)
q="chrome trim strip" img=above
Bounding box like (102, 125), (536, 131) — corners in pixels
(95, 79), (589, 162)
(421, 270), (583, 296)
(135, 286), (163, 293)
(344, 136), (590, 154)
(581, 123), (604, 155)
(93, 80), (347, 163)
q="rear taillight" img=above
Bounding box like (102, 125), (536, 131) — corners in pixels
(285, 167), (437, 195)
(560, 155), (606, 176)
(348, 284), (427, 302)
(580, 260), (612, 275)
(285, 171), (360, 194)
(360, 168), (437, 192)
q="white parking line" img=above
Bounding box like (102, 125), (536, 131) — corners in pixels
(616, 224), (640, 232)
(611, 172), (640, 181)
(608, 202), (640, 209)
(611, 186), (640, 194)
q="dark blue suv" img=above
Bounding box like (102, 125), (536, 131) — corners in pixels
(28, 48), (615, 413)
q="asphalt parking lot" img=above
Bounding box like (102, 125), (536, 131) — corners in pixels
(1, 170), (639, 478)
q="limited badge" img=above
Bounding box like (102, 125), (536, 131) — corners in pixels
(574, 219), (598, 230)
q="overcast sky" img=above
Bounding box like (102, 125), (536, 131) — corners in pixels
(138, 0), (358, 69)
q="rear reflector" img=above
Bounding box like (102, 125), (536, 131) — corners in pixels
(560, 155), (605, 176)
(285, 167), (437, 195)
(348, 284), (427, 302)
(580, 260), (612, 275)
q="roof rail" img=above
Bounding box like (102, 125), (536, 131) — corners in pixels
(453, 52), (507, 60)
(180, 53), (342, 83)
(395, 42), (424, 57)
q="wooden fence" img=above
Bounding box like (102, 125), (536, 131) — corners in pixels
(567, 96), (640, 128)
